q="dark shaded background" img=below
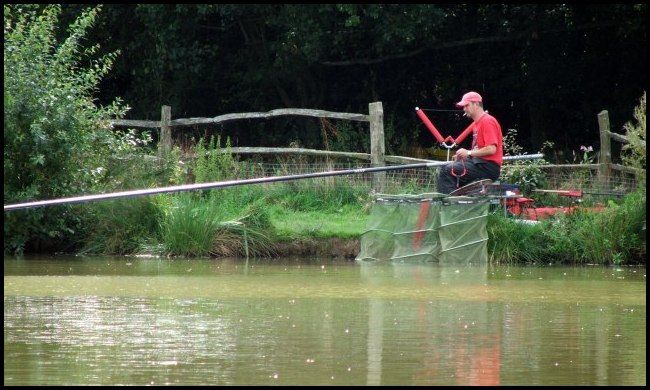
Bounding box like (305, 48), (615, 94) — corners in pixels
(62, 4), (646, 160)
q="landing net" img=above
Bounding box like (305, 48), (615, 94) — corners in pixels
(356, 193), (489, 264)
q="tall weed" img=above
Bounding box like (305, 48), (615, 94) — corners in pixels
(487, 213), (549, 264)
(621, 91), (646, 187)
(77, 197), (164, 255)
(159, 193), (274, 257)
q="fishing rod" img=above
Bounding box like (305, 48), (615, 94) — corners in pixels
(4, 154), (543, 212)
(3, 161), (445, 212)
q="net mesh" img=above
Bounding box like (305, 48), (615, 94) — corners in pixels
(356, 194), (489, 264)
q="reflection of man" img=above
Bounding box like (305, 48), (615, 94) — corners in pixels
(437, 91), (503, 194)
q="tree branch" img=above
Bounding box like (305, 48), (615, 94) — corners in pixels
(320, 21), (621, 66)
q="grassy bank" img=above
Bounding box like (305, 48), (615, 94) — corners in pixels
(77, 180), (371, 258)
(74, 177), (645, 266)
(11, 134), (644, 265)
(487, 188), (646, 265)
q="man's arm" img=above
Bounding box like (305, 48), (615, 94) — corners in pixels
(455, 144), (496, 159)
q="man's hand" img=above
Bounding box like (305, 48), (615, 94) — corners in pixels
(454, 148), (471, 160)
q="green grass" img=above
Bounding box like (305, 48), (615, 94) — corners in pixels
(158, 192), (275, 257)
(487, 188), (646, 265)
(270, 204), (368, 240)
(487, 213), (550, 264)
(76, 145), (645, 265)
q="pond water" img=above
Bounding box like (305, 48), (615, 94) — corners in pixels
(4, 256), (646, 386)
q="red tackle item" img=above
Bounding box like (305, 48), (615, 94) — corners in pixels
(453, 122), (475, 145)
(415, 108), (445, 143)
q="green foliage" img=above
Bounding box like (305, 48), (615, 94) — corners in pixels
(4, 5), (129, 254)
(499, 129), (549, 195)
(488, 188), (646, 265)
(193, 136), (236, 183)
(621, 91), (646, 186)
(77, 197), (164, 255)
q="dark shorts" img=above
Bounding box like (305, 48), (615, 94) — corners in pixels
(436, 157), (500, 194)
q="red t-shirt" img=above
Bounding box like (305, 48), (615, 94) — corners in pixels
(471, 113), (503, 166)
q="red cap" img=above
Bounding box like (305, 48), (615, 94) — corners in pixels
(456, 91), (483, 107)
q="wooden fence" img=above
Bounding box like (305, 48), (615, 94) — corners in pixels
(111, 102), (392, 190)
(537, 110), (644, 191)
(111, 106), (643, 193)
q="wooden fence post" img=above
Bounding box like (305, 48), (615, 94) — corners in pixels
(597, 110), (611, 191)
(369, 101), (386, 192)
(159, 105), (172, 154)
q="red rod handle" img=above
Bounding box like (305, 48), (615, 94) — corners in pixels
(454, 122), (475, 145)
(415, 107), (444, 143)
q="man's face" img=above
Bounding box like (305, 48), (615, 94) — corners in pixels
(466, 101), (483, 117)
(462, 102), (476, 116)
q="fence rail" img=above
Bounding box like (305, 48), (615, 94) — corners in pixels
(110, 109), (369, 129)
(110, 103), (388, 189)
(110, 105), (642, 192)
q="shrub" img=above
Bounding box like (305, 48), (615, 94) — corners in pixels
(621, 92), (646, 187)
(4, 5), (128, 254)
(499, 128), (549, 195)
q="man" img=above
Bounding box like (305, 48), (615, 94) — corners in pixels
(436, 91), (503, 194)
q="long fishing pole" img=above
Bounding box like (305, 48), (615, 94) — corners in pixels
(4, 162), (445, 212)
(4, 154), (543, 212)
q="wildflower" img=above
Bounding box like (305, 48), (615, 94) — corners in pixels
(579, 145), (595, 164)
(580, 145), (593, 152)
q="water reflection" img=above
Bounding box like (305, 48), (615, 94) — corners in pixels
(4, 256), (646, 386)
(359, 262), (500, 385)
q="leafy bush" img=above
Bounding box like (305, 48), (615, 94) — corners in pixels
(499, 128), (549, 195)
(4, 5), (128, 254)
(621, 91), (646, 187)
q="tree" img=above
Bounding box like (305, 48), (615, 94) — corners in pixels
(4, 4), (128, 253)
(77, 4), (645, 154)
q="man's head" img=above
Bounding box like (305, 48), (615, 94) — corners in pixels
(456, 91), (483, 107)
(456, 91), (484, 119)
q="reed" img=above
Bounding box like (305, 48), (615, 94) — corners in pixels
(159, 192), (275, 257)
(77, 197), (164, 255)
(487, 213), (550, 264)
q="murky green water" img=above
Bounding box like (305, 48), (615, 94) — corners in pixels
(4, 256), (646, 385)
